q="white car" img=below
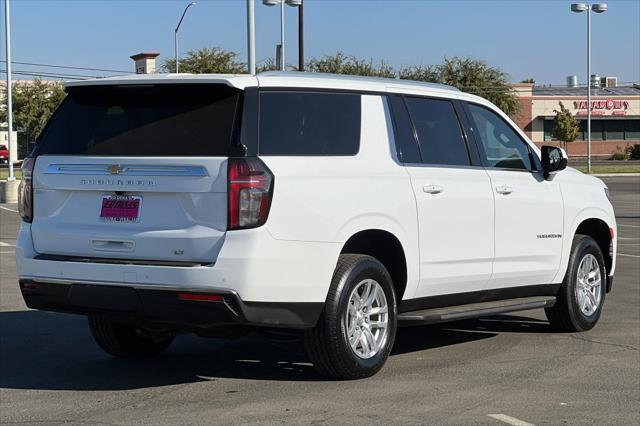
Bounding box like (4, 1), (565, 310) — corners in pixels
(16, 72), (616, 379)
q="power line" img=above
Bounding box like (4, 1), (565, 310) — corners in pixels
(0, 69), (91, 80)
(0, 60), (129, 74)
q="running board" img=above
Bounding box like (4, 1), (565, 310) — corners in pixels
(398, 296), (556, 326)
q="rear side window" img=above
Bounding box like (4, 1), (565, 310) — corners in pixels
(387, 95), (422, 164)
(259, 91), (361, 156)
(35, 84), (241, 156)
(404, 97), (470, 166)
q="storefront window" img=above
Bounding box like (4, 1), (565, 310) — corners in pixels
(543, 120), (556, 141)
(605, 120), (625, 140)
(625, 120), (640, 140)
(546, 118), (639, 142)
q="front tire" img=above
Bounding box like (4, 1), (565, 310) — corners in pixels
(545, 235), (606, 332)
(304, 254), (397, 380)
(88, 315), (174, 358)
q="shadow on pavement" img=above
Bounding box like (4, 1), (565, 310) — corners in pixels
(0, 310), (550, 391)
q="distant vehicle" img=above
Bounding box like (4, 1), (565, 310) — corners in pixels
(0, 144), (9, 164)
(15, 72), (617, 379)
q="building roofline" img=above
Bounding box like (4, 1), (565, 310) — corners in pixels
(130, 52), (160, 61)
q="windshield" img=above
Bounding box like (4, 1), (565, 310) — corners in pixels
(35, 84), (242, 157)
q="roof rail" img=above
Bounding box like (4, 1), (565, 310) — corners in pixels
(258, 71), (460, 92)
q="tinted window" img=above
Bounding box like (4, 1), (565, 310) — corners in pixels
(36, 85), (240, 156)
(404, 97), (470, 166)
(467, 103), (533, 170)
(259, 91), (360, 156)
(626, 119), (640, 139)
(388, 95), (422, 163)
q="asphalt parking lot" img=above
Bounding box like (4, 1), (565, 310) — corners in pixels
(1, 176), (638, 425)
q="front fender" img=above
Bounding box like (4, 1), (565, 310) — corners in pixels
(552, 206), (617, 283)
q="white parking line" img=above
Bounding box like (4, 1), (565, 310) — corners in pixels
(0, 206), (18, 213)
(619, 253), (640, 258)
(488, 414), (535, 426)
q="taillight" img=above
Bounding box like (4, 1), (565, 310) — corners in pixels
(18, 157), (35, 223)
(227, 158), (274, 230)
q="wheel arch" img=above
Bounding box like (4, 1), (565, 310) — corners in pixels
(340, 229), (409, 302)
(575, 217), (614, 292)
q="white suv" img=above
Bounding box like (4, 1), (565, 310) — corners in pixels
(16, 72), (617, 379)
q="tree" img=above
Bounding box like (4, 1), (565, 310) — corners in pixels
(306, 52), (396, 78)
(520, 78), (535, 83)
(257, 58), (279, 73)
(162, 47), (246, 74)
(551, 101), (580, 151)
(0, 79), (66, 156)
(400, 57), (520, 117)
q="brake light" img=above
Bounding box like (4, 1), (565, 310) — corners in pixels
(177, 293), (223, 302)
(227, 158), (274, 230)
(18, 157), (35, 223)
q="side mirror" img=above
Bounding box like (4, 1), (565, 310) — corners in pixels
(541, 145), (568, 179)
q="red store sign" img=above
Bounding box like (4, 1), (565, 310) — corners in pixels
(574, 99), (629, 111)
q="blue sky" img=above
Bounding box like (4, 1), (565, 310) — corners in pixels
(1, 0), (639, 85)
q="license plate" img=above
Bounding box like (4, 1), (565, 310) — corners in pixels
(100, 195), (141, 222)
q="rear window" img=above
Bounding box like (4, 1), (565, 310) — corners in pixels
(35, 84), (241, 156)
(404, 97), (470, 166)
(258, 91), (361, 156)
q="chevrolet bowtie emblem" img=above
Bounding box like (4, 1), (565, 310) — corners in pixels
(107, 164), (124, 175)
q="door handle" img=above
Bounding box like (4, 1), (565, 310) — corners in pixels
(496, 185), (513, 195)
(423, 184), (444, 194)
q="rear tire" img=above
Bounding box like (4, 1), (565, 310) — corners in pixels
(545, 234), (606, 332)
(88, 315), (174, 358)
(304, 254), (397, 380)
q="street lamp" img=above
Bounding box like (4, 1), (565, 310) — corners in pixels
(174, 2), (197, 73)
(3, 0), (15, 182)
(571, 3), (607, 174)
(263, 0), (301, 71)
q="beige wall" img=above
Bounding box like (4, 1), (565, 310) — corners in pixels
(530, 96), (640, 142)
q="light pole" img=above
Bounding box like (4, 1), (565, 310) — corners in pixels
(3, 0), (15, 181)
(571, 3), (607, 174)
(174, 2), (197, 73)
(296, 0), (304, 71)
(247, 0), (256, 74)
(263, 0), (301, 71)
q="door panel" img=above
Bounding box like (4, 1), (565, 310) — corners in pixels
(487, 170), (564, 287)
(464, 102), (564, 288)
(395, 95), (495, 298)
(407, 167), (495, 297)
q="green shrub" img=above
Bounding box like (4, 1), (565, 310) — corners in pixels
(626, 144), (640, 160)
(611, 146), (628, 161)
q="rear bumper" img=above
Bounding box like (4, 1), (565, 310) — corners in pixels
(17, 222), (340, 304)
(19, 279), (323, 330)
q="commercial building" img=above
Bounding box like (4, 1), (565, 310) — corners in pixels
(512, 78), (640, 157)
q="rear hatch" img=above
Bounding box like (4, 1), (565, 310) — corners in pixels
(30, 83), (243, 264)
